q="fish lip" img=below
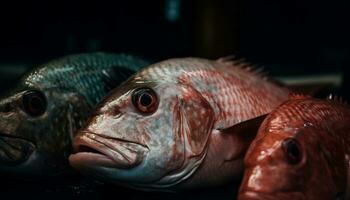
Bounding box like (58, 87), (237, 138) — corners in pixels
(0, 133), (36, 145)
(239, 190), (304, 200)
(70, 131), (149, 169)
(0, 133), (36, 165)
(238, 191), (276, 200)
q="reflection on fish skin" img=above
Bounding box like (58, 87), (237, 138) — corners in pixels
(238, 95), (350, 200)
(69, 57), (290, 191)
(0, 52), (149, 177)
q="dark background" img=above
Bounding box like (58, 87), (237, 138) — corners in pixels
(0, 0), (349, 199)
(0, 0), (349, 95)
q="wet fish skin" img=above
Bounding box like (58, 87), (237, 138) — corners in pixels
(0, 52), (148, 177)
(69, 57), (289, 191)
(238, 95), (350, 200)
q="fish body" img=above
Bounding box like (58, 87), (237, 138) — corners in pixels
(238, 95), (350, 200)
(69, 57), (289, 191)
(0, 52), (148, 177)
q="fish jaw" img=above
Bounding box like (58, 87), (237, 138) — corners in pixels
(0, 133), (36, 165)
(238, 191), (305, 200)
(69, 131), (149, 170)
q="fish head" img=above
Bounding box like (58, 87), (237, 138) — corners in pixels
(238, 120), (310, 199)
(239, 119), (346, 200)
(70, 76), (215, 190)
(0, 84), (90, 176)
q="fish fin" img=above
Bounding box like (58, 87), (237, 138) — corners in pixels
(326, 94), (348, 105)
(218, 56), (337, 97)
(217, 55), (280, 83)
(217, 55), (238, 62)
(220, 114), (268, 161)
(288, 93), (312, 100)
(221, 114), (268, 135)
(102, 66), (136, 91)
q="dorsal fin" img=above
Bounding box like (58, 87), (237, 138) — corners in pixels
(218, 56), (338, 97)
(217, 55), (237, 63)
(326, 94), (348, 105)
(288, 93), (312, 100)
(217, 55), (269, 80)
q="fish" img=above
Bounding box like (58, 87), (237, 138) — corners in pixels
(0, 52), (149, 177)
(238, 95), (350, 200)
(69, 57), (290, 191)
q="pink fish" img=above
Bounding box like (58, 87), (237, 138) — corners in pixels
(238, 95), (350, 200)
(69, 57), (289, 191)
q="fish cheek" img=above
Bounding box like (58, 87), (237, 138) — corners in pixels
(34, 91), (91, 170)
(178, 85), (214, 157)
(49, 92), (91, 151)
(170, 101), (186, 168)
(305, 129), (348, 196)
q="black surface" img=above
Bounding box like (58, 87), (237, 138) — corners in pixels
(1, 175), (239, 200)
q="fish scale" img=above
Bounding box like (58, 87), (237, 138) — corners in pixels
(267, 98), (350, 142)
(138, 57), (289, 128)
(25, 53), (147, 105)
(239, 96), (350, 200)
(70, 56), (291, 191)
(0, 52), (149, 177)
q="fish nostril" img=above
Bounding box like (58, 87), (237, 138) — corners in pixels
(0, 103), (12, 113)
(109, 106), (121, 116)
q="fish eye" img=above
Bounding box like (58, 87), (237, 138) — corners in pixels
(132, 87), (158, 114)
(22, 90), (47, 117)
(282, 138), (302, 165)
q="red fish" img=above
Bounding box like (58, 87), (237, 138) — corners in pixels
(238, 95), (350, 200)
(69, 57), (289, 191)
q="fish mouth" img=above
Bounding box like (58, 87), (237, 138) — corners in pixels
(0, 133), (36, 165)
(69, 131), (149, 169)
(238, 191), (304, 200)
(238, 191), (278, 200)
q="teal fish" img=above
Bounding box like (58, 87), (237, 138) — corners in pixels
(0, 52), (148, 177)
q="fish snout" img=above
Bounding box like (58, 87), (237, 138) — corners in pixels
(70, 131), (148, 170)
(239, 191), (304, 200)
(0, 92), (23, 115)
(238, 191), (277, 200)
(0, 99), (35, 165)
